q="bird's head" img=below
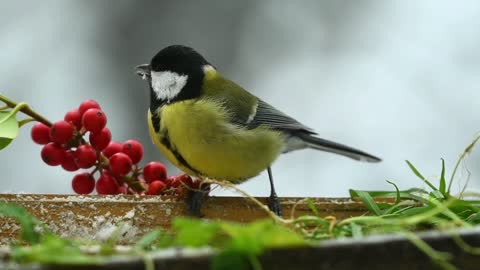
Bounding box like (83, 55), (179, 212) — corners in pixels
(136, 45), (213, 107)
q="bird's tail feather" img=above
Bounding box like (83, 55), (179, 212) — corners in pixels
(296, 133), (381, 163)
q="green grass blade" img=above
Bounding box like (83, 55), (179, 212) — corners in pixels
(406, 160), (438, 191)
(386, 180), (401, 204)
(402, 232), (455, 270)
(448, 134), (480, 194)
(294, 216), (330, 227)
(350, 188), (432, 207)
(349, 188), (428, 199)
(350, 223), (363, 238)
(439, 159), (446, 195)
(134, 230), (162, 251)
(397, 206), (435, 218)
(352, 190), (382, 216)
(306, 198), (319, 216)
(0, 203), (42, 244)
(430, 190), (445, 200)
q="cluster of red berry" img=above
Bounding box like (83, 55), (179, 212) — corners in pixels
(30, 99), (198, 196)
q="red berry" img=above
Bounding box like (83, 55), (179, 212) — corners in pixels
(177, 174), (193, 188)
(72, 173), (95, 194)
(142, 162), (167, 183)
(74, 144), (97, 169)
(61, 150), (79, 172)
(109, 153), (132, 176)
(146, 180), (166, 195)
(78, 99), (101, 116)
(64, 109), (82, 129)
(49, 121), (74, 145)
(170, 176), (181, 188)
(163, 177), (175, 187)
(82, 109), (107, 134)
(89, 128), (111, 150)
(117, 186), (128, 194)
(102, 141), (122, 158)
(122, 140), (143, 164)
(41, 143), (65, 166)
(31, 123), (51, 145)
(96, 173), (119, 195)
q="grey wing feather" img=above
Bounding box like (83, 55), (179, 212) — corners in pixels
(243, 99), (381, 163)
(247, 99), (316, 134)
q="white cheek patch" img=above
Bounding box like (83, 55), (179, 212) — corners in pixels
(151, 71), (188, 101)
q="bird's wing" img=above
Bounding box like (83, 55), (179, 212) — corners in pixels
(202, 72), (315, 133)
(200, 73), (382, 161)
(246, 99), (316, 134)
(202, 74), (257, 125)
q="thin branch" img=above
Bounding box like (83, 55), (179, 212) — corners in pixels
(0, 95), (51, 126)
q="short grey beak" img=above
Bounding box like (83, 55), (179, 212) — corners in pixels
(135, 64), (151, 80)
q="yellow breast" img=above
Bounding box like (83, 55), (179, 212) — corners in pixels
(147, 100), (284, 182)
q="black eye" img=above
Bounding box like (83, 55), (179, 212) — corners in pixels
(135, 64), (151, 78)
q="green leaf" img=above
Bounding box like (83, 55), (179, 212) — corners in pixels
(11, 234), (98, 265)
(350, 223), (363, 238)
(0, 111), (19, 150)
(0, 111), (19, 138)
(0, 203), (42, 244)
(173, 218), (220, 247)
(134, 229), (163, 251)
(220, 220), (306, 255)
(406, 160), (438, 191)
(0, 137), (13, 151)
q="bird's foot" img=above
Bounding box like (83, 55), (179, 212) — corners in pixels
(268, 193), (282, 216)
(186, 183), (210, 217)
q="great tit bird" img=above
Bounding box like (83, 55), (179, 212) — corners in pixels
(136, 45), (381, 216)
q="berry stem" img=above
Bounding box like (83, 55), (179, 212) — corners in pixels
(99, 153), (109, 165)
(121, 175), (146, 191)
(0, 95), (52, 126)
(90, 166), (100, 176)
(131, 165), (141, 179)
(18, 118), (36, 127)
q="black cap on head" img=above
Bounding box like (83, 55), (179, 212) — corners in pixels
(144, 45), (211, 109)
(150, 45), (210, 74)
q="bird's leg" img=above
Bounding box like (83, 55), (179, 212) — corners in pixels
(186, 180), (210, 217)
(267, 167), (282, 216)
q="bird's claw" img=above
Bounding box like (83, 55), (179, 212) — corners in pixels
(186, 183), (210, 217)
(268, 194), (282, 216)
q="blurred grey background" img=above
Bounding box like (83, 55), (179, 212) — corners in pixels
(1, 1), (479, 197)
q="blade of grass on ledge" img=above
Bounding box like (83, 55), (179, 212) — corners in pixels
(439, 159), (447, 196)
(349, 188), (430, 206)
(406, 160), (439, 192)
(351, 190), (383, 216)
